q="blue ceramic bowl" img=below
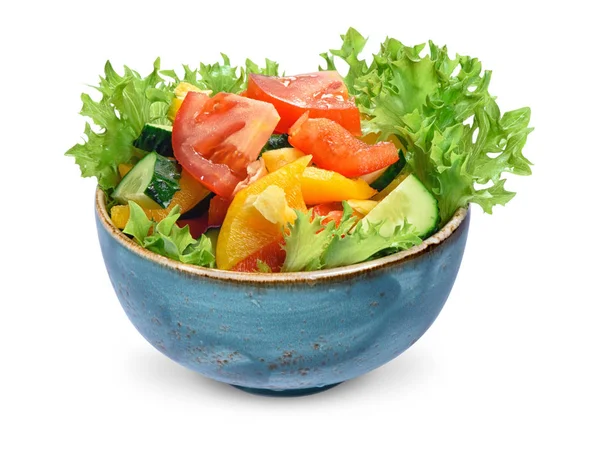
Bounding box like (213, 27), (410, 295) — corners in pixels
(96, 190), (469, 396)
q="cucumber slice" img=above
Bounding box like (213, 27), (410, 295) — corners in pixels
(112, 153), (180, 209)
(369, 150), (406, 191)
(133, 124), (173, 157)
(261, 134), (291, 153)
(364, 174), (439, 238)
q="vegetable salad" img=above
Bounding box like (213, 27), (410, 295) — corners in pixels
(66, 28), (533, 273)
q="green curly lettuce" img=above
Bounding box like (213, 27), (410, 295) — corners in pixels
(321, 28), (533, 222)
(65, 58), (173, 190)
(123, 201), (215, 267)
(282, 202), (421, 272)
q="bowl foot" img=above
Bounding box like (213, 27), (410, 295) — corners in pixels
(231, 382), (342, 397)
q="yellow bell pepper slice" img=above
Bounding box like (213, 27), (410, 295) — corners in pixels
(216, 156), (311, 270)
(262, 148), (306, 173)
(301, 167), (376, 205)
(346, 199), (378, 216)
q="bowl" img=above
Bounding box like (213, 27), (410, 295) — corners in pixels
(95, 189), (470, 396)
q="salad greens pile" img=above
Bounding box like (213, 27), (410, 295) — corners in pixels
(67, 28), (532, 272)
(282, 202), (421, 271)
(124, 201), (215, 267)
(321, 29), (533, 222)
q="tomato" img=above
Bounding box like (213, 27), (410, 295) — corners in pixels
(172, 91), (280, 197)
(176, 213), (210, 239)
(246, 71), (361, 136)
(232, 158), (268, 195)
(311, 202), (344, 227)
(207, 195), (232, 227)
(231, 238), (286, 273)
(288, 114), (399, 177)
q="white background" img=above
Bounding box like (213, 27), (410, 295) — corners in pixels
(1, 0), (599, 456)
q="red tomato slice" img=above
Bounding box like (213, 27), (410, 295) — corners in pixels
(172, 91), (280, 197)
(288, 115), (399, 178)
(231, 238), (286, 273)
(311, 202), (344, 227)
(207, 195), (232, 227)
(246, 71), (361, 136)
(176, 213), (210, 239)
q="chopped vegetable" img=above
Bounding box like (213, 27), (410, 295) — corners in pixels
(346, 199), (378, 215)
(133, 124), (174, 157)
(261, 134), (292, 153)
(172, 91), (280, 197)
(262, 147), (306, 173)
(216, 156), (310, 270)
(300, 167), (376, 205)
(282, 203), (422, 272)
(112, 152), (180, 209)
(69, 29), (532, 273)
(231, 238), (286, 273)
(66, 58), (174, 190)
(322, 27), (533, 222)
(288, 114), (400, 177)
(123, 201), (216, 267)
(246, 71), (361, 135)
(364, 174), (439, 238)
(109, 169), (211, 228)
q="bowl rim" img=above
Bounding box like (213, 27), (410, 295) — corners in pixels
(96, 188), (468, 284)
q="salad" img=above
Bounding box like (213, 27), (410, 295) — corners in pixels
(66, 28), (533, 273)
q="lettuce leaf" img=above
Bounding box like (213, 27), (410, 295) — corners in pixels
(282, 203), (422, 272)
(66, 58), (175, 190)
(123, 201), (215, 268)
(322, 28), (533, 222)
(166, 54), (280, 95)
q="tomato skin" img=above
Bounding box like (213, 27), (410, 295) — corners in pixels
(246, 72), (361, 136)
(311, 202), (344, 227)
(172, 91), (280, 197)
(176, 213), (210, 239)
(231, 238), (286, 273)
(207, 195), (232, 227)
(288, 115), (399, 178)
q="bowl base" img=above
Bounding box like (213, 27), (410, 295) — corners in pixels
(231, 383), (342, 397)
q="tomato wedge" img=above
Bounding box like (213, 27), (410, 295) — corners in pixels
(288, 115), (399, 178)
(172, 91), (280, 197)
(207, 195), (232, 227)
(176, 213), (210, 239)
(311, 202), (345, 227)
(246, 71), (361, 136)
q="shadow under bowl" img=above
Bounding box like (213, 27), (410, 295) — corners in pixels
(95, 189), (470, 396)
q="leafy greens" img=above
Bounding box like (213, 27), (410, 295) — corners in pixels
(124, 201), (216, 267)
(282, 202), (421, 272)
(321, 28), (533, 222)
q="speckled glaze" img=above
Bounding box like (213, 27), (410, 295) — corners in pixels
(95, 190), (470, 395)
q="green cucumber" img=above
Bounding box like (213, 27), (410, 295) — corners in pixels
(364, 174), (439, 238)
(133, 124), (173, 157)
(261, 134), (291, 153)
(369, 150), (406, 191)
(112, 152), (180, 209)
